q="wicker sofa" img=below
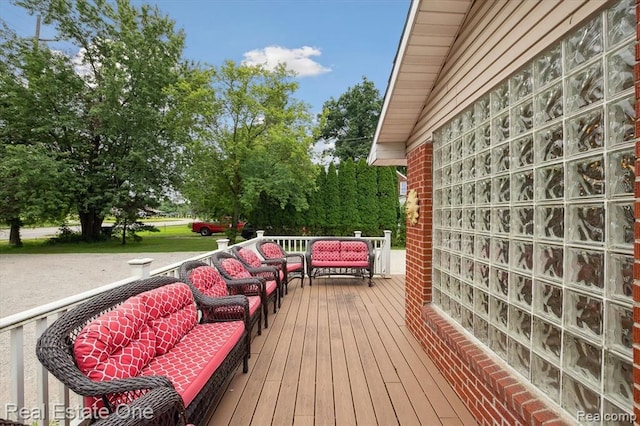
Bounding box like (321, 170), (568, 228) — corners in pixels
(36, 276), (249, 426)
(305, 237), (375, 286)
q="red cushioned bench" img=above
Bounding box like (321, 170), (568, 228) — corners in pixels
(305, 237), (375, 286)
(36, 276), (249, 426)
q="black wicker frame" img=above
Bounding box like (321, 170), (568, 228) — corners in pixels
(212, 251), (279, 328)
(255, 240), (305, 292)
(179, 260), (263, 352)
(305, 237), (375, 287)
(35, 275), (249, 426)
(230, 246), (285, 302)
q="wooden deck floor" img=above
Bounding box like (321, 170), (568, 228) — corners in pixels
(209, 275), (478, 426)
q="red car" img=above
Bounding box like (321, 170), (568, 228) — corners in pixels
(191, 220), (246, 236)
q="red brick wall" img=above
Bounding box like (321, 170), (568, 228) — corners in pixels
(633, 1), (640, 424)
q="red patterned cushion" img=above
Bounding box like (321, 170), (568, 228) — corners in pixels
(238, 248), (262, 268)
(312, 240), (341, 262)
(287, 262), (303, 273)
(141, 321), (244, 407)
(261, 242), (284, 259)
(341, 241), (368, 262)
(221, 258), (252, 279)
(189, 266), (228, 298)
(142, 283), (198, 355)
(265, 279), (277, 296)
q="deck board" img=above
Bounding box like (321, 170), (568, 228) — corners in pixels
(209, 275), (478, 426)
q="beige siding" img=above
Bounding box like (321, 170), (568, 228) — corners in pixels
(406, 0), (610, 152)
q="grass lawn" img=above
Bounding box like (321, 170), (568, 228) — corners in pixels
(0, 225), (232, 254)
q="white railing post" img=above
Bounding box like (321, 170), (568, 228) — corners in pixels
(128, 258), (154, 278)
(217, 239), (229, 250)
(10, 327), (24, 423)
(256, 230), (265, 239)
(36, 318), (50, 425)
(354, 231), (362, 237)
(382, 230), (392, 277)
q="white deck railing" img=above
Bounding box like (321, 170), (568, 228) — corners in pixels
(0, 231), (391, 425)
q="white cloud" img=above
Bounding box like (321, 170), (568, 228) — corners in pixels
(242, 45), (331, 77)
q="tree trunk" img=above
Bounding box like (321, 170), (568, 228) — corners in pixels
(121, 217), (127, 245)
(8, 218), (22, 247)
(79, 209), (104, 242)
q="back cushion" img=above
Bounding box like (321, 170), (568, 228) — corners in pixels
(74, 295), (155, 382)
(261, 242), (284, 259)
(142, 283), (197, 356)
(221, 258), (253, 279)
(189, 266), (228, 298)
(340, 241), (369, 262)
(238, 248), (262, 268)
(312, 240), (341, 262)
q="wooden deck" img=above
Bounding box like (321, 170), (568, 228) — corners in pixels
(209, 275), (478, 426)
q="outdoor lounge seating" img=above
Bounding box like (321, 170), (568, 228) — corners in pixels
(179, 259), (263, 350)
(231, 246), (286, 296)
(306, 237), (375, 286)
(255, 239), (305, 291)
(212, 251), (279, 327)
(35, 276), (249, 426)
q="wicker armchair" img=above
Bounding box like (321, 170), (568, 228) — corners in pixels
(179, 260), (263, 349)
(212, 251), (279, 327)
(35, 275), (249, 425)
(255, 240), (305, 291)
(231, 246), (285, 299)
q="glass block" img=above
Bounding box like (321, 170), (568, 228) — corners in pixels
(477, 207), (491, 232)
(511, 170), (534, 203)
(509, 306), (531, 344)
(604, 352), (633, 410)
(510, 273), (532, 308)
(562, 373), (600, 417)
(490, 267), (509, 298)
(451, 301), (462, 323)
(433, 288), (441, 305)
(442, 125), (452, 143)
(564, 15), (603, 71)
(475, 289), (489, 317)
(607, 43), (635, 95)
(451, 208), (462, 229)
(508, 338), (530, 378)
(607, 96), (635, 146)
(476, 179), (491, 205)
(510, 100), (533, 136)
(451, 184), (462, 206)
(492, 208), (510, 234)
(510, 65), (533, 102)
(492, 143), (510, 173)
(450, 252), (461, 275)
(441, 271), (450, 293)
(608, 148), (635, 196)
(433, 209), (442, 229)
(442, 165), (451, 186)
(535, 243), (563, 282)
(489, 326), (507, 360)
(491, 82), (509, 114)
(565, 290), (603, 340)
(475, 263), (490, 289)
(476, 150), (491, 177)
(567, 203), (605, 245)
(433, 188), (442, 207)
(474, 96), (490, 124)
(462, 182), (475, 206)
(535, 205), (564, 240)
(607, 0), (636, 47)
(434, 229), (443, 247)
(463, 156), (476, 181)
(512, 135), (533, 168)
(491, 175), (510, 203)
(433, 248), (441, 267)
(534, 44), (562, 88)
(535, 122), (563, 163)
(451, 138), (463, 162)
(567, 155), (605, 199)
(534, 82), (563, 126)
(442, 144), (451, 165)
(512, 206), (534, 237)
(451, 277), (461, 299)
(492, 239), (509, 266)
(566, 108), (604, 156)
(450, 118), (462, 140)
(490, 298), (508, 331)
(474, 316), (489, 345)
(451, 161), (462, 184)
(451, 233), (462, 253)
(476, 234), (490, 259)
(536, 164), (564, 200)
(566, 62), (604, 113)
(564, 332), (602, 387)
(533, 317), (562, 363)
(531, 354), (560, 403)
(442, 209), (451, 228)
(607, 253), (633, 300)
(477, 123), (491, 151)
(461, 108), (474, 133)
(433, 268), (441, 288)
(566, 247), (604, 294)
(492, 112), (510, 144)
(442, 293), (451, 314)
(606, 302), (633, 355)
(608, 201), (634, 249)
(461, 233), (474, 256)
(602, 400), (634, 426)
(511, 240), (533, 272)
(462, 207), (475, 230)
(462, 262), (474, 291)
(461, 306), (474, 332)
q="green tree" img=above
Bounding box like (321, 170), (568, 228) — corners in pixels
(314, 76), (382, 162)
(377, 166), (399, 236)
(323, 162), (341, 235)
(7, 0), (208, 241)
(304, 165), (326, 235)
(338, 158), (359, 235)
(356, 159), (379, 236)
(182, 60), (317, 243)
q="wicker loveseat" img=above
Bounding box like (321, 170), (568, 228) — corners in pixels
(305, 237), (375, 286)
(36, 276), (249, 426)
(255, 240), (305, 291)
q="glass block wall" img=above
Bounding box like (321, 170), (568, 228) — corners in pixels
(431, 0), (636, 420)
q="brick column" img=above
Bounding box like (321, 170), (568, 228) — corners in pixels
(633, 1), (640, 424)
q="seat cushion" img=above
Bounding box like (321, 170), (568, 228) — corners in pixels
(260, 242), (284, 259)
(189, 266), (229, 298)
(286, 262), (303, 273)
(312, 240), (341, 262)
(221, 258), (253, 279)
(140, 321), (245, 407)
(266, 279), (277, 296)
(237, 248), (262, 268)
(340, 241), (369, 262)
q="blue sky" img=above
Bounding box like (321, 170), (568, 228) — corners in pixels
(1, 0), (411, 115)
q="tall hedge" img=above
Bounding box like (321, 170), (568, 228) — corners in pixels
(338, 158), (359, 235)
(323, 162), (341, 235)
(357, 159), (379, 236)
(377, 166), (399, 236)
